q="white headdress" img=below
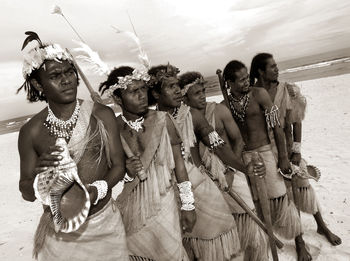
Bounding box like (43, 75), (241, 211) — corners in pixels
(73, 26), (151, 97)
(21, 31), (73, 79)
(181, 77), (206, 96)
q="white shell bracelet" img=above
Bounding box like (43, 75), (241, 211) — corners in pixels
(89, 180), (108, 205)
(177, 181), (195, 211)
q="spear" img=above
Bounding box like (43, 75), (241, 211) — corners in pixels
(51, 5), (102, 103)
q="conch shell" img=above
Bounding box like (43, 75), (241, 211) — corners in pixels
(33, 138), (91, 233)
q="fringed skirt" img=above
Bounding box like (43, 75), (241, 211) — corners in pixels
(243, 145), (302, 240)
(36, 199), (129, 261)
(183, 163), (241, 261)
(224, 171), (269, 261)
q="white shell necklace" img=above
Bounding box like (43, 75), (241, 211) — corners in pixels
(121, 115), (144, 132)
(44, 100), (80, 140)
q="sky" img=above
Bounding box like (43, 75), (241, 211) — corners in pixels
(1, 0), (350, 120)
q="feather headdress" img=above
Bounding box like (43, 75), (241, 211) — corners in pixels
(21, 31), (73, 79)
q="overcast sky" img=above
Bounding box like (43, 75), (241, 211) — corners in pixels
(1, 0), (350, 119)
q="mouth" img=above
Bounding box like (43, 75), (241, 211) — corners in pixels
(62, 88), (74, 94)
(174, 96), (183, 102)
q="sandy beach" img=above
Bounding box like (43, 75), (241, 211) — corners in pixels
(1, 73), (350, 260)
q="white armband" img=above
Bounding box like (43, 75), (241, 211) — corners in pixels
(208, 131), (225, 150)
(123, 173), (134, 183)
(265, 105), (281, 129)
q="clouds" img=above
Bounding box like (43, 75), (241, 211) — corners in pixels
(1, 0), (349, 73)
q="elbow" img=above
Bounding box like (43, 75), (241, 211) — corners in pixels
(21, 192), (36, 202)
(19, 182), (36, 202)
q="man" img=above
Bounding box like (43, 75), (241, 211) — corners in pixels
(148, 64), (251, 261)
(250, 52), (342, 246)
(222, 60), (312, 261)
(179, 71), (269, 261)
(17, 33), (129, 260)
(99, 65), (196, 261)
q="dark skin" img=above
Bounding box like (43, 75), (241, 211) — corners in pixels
(18, 60), (126, 215)
(224, 67), (291, 174)
(113, 80), (196, 233)
(255, 57), (342, 247)
(184, 83), (264, 191)
(153, 77), (265, 187)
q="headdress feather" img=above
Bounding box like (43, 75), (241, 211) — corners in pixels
(111, 26), (151, 69)
(21, 31), (43, 50)
(72, 40), (110, 76)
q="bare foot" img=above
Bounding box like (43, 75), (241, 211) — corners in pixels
(317, 226), (342, 246)
(295, 236), (312, 261)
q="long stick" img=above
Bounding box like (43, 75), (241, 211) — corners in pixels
(225, 189), (284, 249)
(66, 49), (103, 104)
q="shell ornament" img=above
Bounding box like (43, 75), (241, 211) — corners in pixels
(34, 138), (91, 233)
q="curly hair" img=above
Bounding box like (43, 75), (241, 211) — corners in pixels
(223, 60), (246, 83)
(178, 71), (203, 89)
(250, 53), (273, 86)
(99, 66), (135, 98)
(17, 59), (79, 103)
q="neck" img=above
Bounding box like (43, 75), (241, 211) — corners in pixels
(230, 90), (245, 99)
(122, 109), (145, 121)
(198, 103), (207, 116)
(256, 77), (278, 91)
(157, 103), (179, 115)
(47, 100), (78, 120)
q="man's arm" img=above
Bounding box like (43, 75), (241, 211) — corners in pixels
(217, 103), (245, 158)
(93, 103), (126, 190)
(18, 125), (37, 202)
(191, 107), (247, 173)
(255, 88), (291, 172)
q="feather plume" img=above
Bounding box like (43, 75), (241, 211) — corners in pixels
(72, 40), (110, 76)
(111, 26), (151, 69)
(21, 31), (43, 50)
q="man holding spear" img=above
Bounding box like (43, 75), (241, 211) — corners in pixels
(219, 60), (312, 261)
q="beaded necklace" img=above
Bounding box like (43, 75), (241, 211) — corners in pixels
(44, 100), (80, 140)
(228, 93), (250, 123)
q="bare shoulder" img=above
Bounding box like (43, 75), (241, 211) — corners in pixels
(251, 87), (271, 103)
(18, 109), (47, 144)
(214, 103), (231, 120)
(92, 102), (117, 123)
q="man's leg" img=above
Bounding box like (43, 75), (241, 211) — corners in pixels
(314, 211), (342, 245)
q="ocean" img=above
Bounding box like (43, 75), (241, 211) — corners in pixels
(1, 48), (349, 135)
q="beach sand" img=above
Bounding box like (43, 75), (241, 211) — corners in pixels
(1, 73), (350, 260)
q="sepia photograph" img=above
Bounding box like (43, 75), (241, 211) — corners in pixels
(0, 0), (349, 260)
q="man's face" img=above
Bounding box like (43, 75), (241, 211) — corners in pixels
(228, 67), (250, 95)
(38, 60), (78, 104)
(158, 77), (183, 108)
(185, 83), (206, 110)
(262, 58), (279, 82)
(120, 80), (149, 116)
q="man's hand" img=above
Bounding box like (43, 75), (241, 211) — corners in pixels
(290, 153), (301, 166)
(125, 156), (143, 179)
(278, 156), (292, 174)
(224, 170), (235, 191)
(247, 161), (266, 178)
(34, 146), (64, 174)
(180, 210), (196, 233)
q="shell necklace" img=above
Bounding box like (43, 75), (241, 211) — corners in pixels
(44, 100), (80, 140)
(121, 115), (144, 132)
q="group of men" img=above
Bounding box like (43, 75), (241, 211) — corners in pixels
(18, 32), (341, 261)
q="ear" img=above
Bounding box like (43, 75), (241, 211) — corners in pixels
(112, 95), (123, 107)
(30, 78), (43, 92)
(258, 68), (264, 77)
(151, 89), (160, 101)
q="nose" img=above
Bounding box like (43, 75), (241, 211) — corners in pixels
(174, 85), (181, 94)
(61, 73), (72, 85)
